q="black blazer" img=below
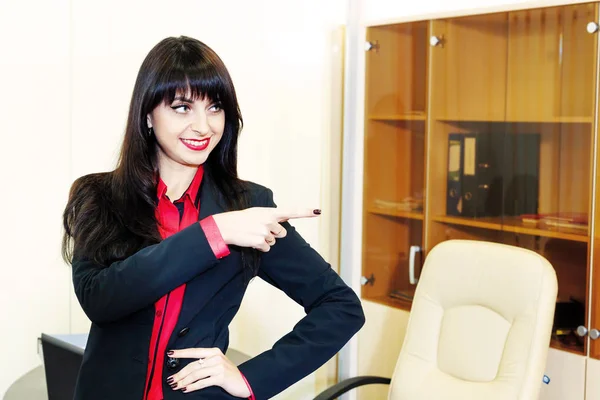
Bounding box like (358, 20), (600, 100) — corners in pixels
(71, 178), (365, 400)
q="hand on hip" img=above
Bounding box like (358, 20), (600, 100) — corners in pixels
(166, 347), (250, 397)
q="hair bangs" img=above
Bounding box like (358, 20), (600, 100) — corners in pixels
(151, 61), (228, 108)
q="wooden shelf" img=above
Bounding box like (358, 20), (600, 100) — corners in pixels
(435, 117), (593, 124)
(368, 113), (426, 121)
(550, 336), (584, 355)
(367, 207), (424, 220)
(432, 215), (589, 243)
(537, 117), (594, 124)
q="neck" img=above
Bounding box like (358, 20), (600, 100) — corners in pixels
(158, 154), (198, 201)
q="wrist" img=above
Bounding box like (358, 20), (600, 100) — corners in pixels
(211, 214), (229, 244)
(239, 371), (254, 399)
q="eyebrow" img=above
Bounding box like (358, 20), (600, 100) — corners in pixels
(173, 96), (194, 103)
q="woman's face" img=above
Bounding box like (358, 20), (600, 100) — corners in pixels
(147, 91), (225, 168)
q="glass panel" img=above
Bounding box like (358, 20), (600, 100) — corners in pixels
(426, 12), (511, 248)
(362, 21), (428, 308)
(505, 4), (596, 355)
(426, 3), (597, 355)
(593, 160), (600, 359)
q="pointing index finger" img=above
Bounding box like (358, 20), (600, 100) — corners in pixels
(274, 208), (321, 222)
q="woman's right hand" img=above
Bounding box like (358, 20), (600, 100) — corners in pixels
(212, 207), (320, 252)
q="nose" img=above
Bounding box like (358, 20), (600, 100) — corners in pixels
(191, 110), (210, 136)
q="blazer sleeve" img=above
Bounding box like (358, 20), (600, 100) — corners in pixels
(237, 189), (365, 399)
(72, 221), (221, 325)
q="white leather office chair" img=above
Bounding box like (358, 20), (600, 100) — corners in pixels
(315, 240), (558, 400)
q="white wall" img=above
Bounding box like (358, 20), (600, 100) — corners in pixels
(0, 0), (72, 397)
(0, 0), (347, 398)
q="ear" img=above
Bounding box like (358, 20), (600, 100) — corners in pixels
(146, 114), (153, 129)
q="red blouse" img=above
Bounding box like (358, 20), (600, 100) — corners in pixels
(142, 166), (254, 400)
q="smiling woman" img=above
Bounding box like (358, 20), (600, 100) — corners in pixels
(150, 94), (225, 165)
(61, 36), (365, 400)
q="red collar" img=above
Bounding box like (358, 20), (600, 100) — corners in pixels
(156, 165), (204, 203)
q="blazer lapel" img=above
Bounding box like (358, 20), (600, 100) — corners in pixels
(172, 174), (240, 340)
(197, 172), (223, 221)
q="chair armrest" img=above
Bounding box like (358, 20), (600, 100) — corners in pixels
(313, 376), (391, 400)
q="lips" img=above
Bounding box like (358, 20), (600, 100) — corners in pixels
(181, 137), (210, 151)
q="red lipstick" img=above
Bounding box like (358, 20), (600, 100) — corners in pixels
(180, 138), (210, 151)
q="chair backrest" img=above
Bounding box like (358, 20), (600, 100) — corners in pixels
(388, 240), (558, 400)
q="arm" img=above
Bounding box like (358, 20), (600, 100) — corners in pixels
(72, 217), (227, 324)
(237, 189), (366, 399)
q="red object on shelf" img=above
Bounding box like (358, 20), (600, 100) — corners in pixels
(520, 212), (588, 230)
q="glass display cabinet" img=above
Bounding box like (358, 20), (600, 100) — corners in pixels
(361, 3), (599, 356)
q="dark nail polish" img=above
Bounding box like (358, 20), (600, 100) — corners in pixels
(167, 350), (174, 355)
(167, 377), (174, 384)
(170, 383), (177, 389)
(313, 209), (322, 215)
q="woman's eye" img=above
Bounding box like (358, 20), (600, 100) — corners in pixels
(209, 103), (222, 112)
(171, 104), (190, 113)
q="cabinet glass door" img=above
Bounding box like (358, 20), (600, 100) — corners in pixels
(361, 21), (428, 309)
(505, 3), (597, 356)
(426, 3), (598, 355)
(591, 7), (600, 358)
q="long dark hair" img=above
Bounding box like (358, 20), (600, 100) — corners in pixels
(62, 36), (259, 277)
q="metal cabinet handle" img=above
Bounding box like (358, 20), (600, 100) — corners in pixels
(577, 325), (588, 337)
(590, 329), (600, 340)
(587, 22), (599, 34)
(409, 245), (422, 285)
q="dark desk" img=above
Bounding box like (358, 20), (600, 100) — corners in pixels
(3, 334), (251, 400)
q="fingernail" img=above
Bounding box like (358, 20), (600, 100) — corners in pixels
(313, 209), (322, 215)
(167, 350), (174, 355)
(170, 383), (177, 389)
(167, 377), (174, 384)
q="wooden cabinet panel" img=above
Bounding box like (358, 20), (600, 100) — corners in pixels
(506, 4), (597, 123)
(506, 8), (562, 122)
(362, 22), (428, 309)
(560, 4), (597, 120)
(365, 23), (427, 118)
(429, 13), (508, 121)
